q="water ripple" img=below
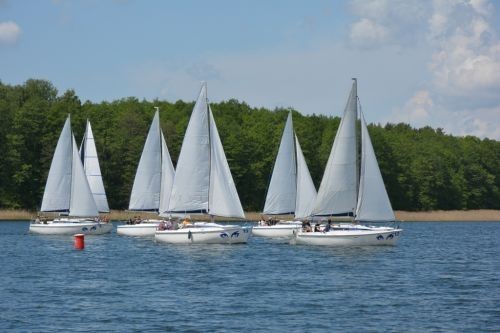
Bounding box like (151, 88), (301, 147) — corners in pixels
(0, 221), (499, 332)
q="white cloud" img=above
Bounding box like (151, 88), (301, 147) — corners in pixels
(428, 3), (500, 105)
(443, 106), (500, 139)
(349, 18), (389, 48)
(350, 0), (500, 139)
(389, 90), (433, 127)
(425, 0), (500, 138)
(470, 0), (494, 16)
(348, 0), (428, 48)
(0, 21), (21, 44)
(124, 0), (500, 140)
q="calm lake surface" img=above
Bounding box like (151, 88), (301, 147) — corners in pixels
(0, 221), (499, 332)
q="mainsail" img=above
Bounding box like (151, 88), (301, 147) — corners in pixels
(312, 79), (358, 216)
(263, 112), (296, 215)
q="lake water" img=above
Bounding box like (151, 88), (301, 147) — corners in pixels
(0, 221), (499, 332)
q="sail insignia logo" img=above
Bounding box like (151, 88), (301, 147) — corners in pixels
(220, 231), (240, 238)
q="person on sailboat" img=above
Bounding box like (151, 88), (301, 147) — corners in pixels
(314, 222), (321, 232)
(323, 220), (332, 232)
(165, 219), (173, 230)
(259, 215), (269, 226)
(182, 217), (191, 228)
(302, 220), (312, 232)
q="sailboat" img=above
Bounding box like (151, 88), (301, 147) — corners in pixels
(29, 115), (113, 235)
(253, 111), (317, 238)
(79, 120), (110, 214)
(294, 79), (402, 246)
(117, 108), (175, 237)
(155, 82), (251, 244)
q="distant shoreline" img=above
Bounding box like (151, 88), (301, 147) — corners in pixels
(0, 209), (499, 222)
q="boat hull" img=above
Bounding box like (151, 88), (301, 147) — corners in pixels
(116, 222), (161, 237)
(29, 221), (113, 235)
(293, 228), (402, 246)
(155, 225), (251, 244)
(252, 224), (301, 238)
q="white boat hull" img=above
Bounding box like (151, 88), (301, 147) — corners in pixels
(116, 222), (161, 237)
(293, 228), (402, 246)
(29, 220), (113, 235)
(155, 224), (251, 244)
(252, 224), (301, 238)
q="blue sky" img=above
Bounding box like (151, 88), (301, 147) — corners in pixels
(1, 0), (499, 139)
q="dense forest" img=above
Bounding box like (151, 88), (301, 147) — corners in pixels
(0, 79), (499, 211)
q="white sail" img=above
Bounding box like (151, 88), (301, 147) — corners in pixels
(40, 116), (73, 212)
(208, 105), (245, 218)
(168, 83), (244, 219)
(168, 84), (211, 213)
(158, 131), (175, 215)
(79, 120), (109, 213)
(312, 79), (358, 216)
(263, 112), (296, 215)
(129, 110), (162, 211)
(355, 112), (395, 222)
(40, 115), (98, 216)
(294, 134), (317, 219)
(69, 136), (99, 217)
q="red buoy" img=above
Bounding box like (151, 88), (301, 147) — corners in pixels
(74, 234), (85, 250)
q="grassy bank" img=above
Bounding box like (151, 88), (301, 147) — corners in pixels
(0, 209), (499, 221)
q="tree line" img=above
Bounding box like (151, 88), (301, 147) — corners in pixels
(0, 79), (498, 211)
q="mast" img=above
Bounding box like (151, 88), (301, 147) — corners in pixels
(353, 78), (359, 210)
(205, 82), (211, 215)
(68, 114), (74, 215)
(80, 119), (87, 167)
(155, 106), (161, 214)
